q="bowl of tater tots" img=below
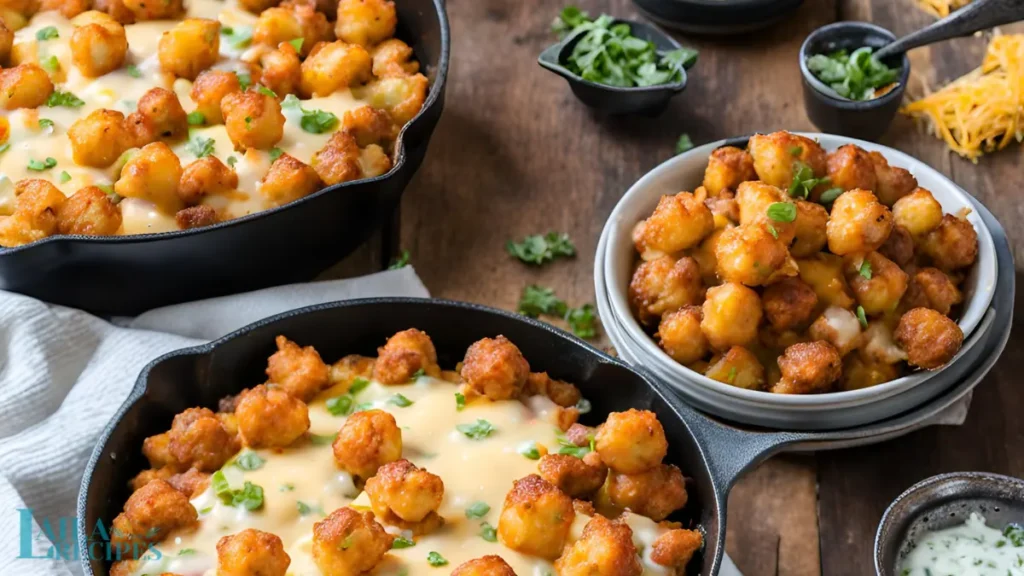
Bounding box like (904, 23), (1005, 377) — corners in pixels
(598, 131), (998, 429)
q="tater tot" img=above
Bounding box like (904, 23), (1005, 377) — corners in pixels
(129, 467), (174, 492)
(826, 189), (893, 255)
(841, 355), (900, 390)
(332, 409), (402, 478)
(115, 142), (184, 214)
(365, 459), (444, 523)
(157, 18), (220, 80)
(167, 407), (239, 472)
(341, 105), (396, 147)
(808, 306), (862, 356)
(735, 181), (795, 244)
(175, 205), (217, 229)
(537, 453), (607, 499)
(372, 327), (442, 384)
(907, 267), (962, 316)
(142, 432), (176, 469)
(190, 70), (241, 125)
(94, 0), (136, 24)
(217, 529), (290, 576)
(762, 277), (818, 331)
(235, 384), (310, 448)
(237, 0), (279, 13)
(178, 156), (238, 205)
(772, 341), (842, 394)
(844, 252), (907, 316)
(790, 199), (829, 257)
(359, 143), (391, 177)
(259, 42), (302, 97)
(127, 87), (189, 145)
(632, 192), (714, 260)
(335, 0), (396, 47)
(110, 480), (197, 548)
(221, 90), (285, 151)
(265, 335), (329, 401)
(56, 186), (122, 236)
(300, 40), (372, 97)
(312, 508), (393, 576)
(715, 222), (798, 286)
(747, 131), (827, 191)
(628, 255), (703, 325)
(894, 308), (963, 370)
(253, 3), (332, 56)
(868, 151), (918, 206)
(554, 515), (642, 576)
(259, 153), (323, 206)
(704, 187), (739, 225)
(0, 179), (65, 247)
(892, 188), (943, 237)
(460, 335), (529, 400)
(651, 529), (704, 572)
(702, 146), (756, 196)
(0, 63), (53, 109)
(879, 224), (914, 267)
(605, 463), (687, 521)
(497, 474), (575, 559)
(310, 131), (362, 185)
(166, 467), (210, 498)
(797, 253), (856, 310)
(451, 556), (517, 576)
(70, 19), (128, 77)
(0, 20), (11, 64)
(370, 38), (419, 78)
(595, 409), (667, 474)
(826, 144), (876, 193)
(123, 0), (183, 20)
(657, 306), (709, 365)
(691, 227), (725, 285)
(919, 214), (978, 271)
(701, 282), (762, 351)
(704, 346), (764, 390)
(68, 109), (133, 168)
(523, 372), (581, 408)
(352, 72), (429, 125)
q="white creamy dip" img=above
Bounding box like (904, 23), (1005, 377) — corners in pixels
(900, 512), (1024, 576)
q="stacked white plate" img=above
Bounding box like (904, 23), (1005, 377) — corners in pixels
(595, 133), (1003, 431)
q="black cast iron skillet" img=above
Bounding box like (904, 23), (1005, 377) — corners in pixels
(78, 297), (993, 576)
(0, 0), (449, 317)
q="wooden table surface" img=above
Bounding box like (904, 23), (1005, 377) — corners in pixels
(333, 0), (1024, 573)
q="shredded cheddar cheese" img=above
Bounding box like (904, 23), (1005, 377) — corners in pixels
(915, 0), (973, 17)
(901, 34), (1024, 162)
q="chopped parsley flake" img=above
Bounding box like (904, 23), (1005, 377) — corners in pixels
(465, 502), (490, 519)
(788, 161), (830, 199)
(479, 522), (497, 542)
(59, 171), (71, 184)
(518, 285), (567, 318)
(392, 536), (415, 549)
(675, 133), (694, 154)
(36, 26), (59, 41)
(454, 392), (465, 411)
(388, 250), (410, 269)
(299, 108), (339, 134)
(349, 377), (371, 395)
(269, 147), (284, 161)
(226, 156), (238, 168)
(309, 433), (337, 445)
(859, 259), (872, 279)
(766, 202), (797, 223)
(456, 419), (496, 440)
(211, 471), (264, 510)
(187, 111), (205, 126)
(506, 232), (575, 265)
(126, 64), (142, 78)
(518, 442), (541, 460)
(388, 394), (414, 407)
(565, 304), (598, 339)
(296, 501), (323, 516)
(288, 38), (304, 52)
(234, 450), (265, 471)
(46, 91), (85, 108)
(187, 135), (216, 158)
(327, 394), (354, 416)
(426, 551), (448, 567)
(27, 157), (57, 171)
(280, 483), (295, 492)
(38, 118), (54, 130)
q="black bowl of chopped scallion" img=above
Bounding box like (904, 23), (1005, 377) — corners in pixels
(799, 21), (910, 141)
(539, 6), (698, 115)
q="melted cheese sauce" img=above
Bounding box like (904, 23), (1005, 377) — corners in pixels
(900, 513), (1024, 575)
(134, 377), (674, 575)
(0, 1), (370, 233)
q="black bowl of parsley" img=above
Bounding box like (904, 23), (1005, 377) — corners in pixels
(799, 21), (909, 141)
(539, 7), (698, 115)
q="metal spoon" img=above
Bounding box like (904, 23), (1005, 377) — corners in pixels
(873, 0), (1024, 61)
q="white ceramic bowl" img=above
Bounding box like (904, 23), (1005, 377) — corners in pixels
(597, 133), (998, 429)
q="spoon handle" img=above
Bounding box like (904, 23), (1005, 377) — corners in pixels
(873, 0), (1024, 60)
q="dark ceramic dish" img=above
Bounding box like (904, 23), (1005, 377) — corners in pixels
(76, 298), (943, 576)
(632, 0), (804, 35)
(800, 22), (910, 142)
(875, 472), (1024, 575)
(538, 19), (693, 115)
(0, 0), (449, 317)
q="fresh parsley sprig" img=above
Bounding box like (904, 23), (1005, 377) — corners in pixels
(518, 285), (600, 339)
(806, 47), (899, 101)
(506, 232), (575, 265)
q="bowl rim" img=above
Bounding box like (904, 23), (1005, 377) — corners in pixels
(601, 131), (998, 408)
(798, 21), (911, 110)
(0, 0), (451, 253)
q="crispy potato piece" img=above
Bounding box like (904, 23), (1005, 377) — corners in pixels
(175, 205), (217, 229)
(808, 306), (862, 357)
(790, 199), (829, 257)
(373, 328), (441, 384)
(68, 109), (133, 168)
(341, 105), (396, 147)
(715, 221), (798, 286)
(371, 38), (419, 78)
(497, 474), (574, 559)
(332, 409), (402, 478)
(0, 63), (53, 109)
(747, 131), (826, 191)
(217, 529), (290, 576)
(701, 282), (762, 351)
(115, 142), (184, 215)
(312, 508), (393, 576)
(259, 41), (302, 97)
(311, 131), (362, 185)
(253, 2), (331, 57)
(110, 480), (197, 548)
(844, 252), (908, 316)
(919, 214), (978, 271)
(772, 341), (842, 394)
(56, 186), (122, 236)
(826, 144), (876, 193)
(703, 146), (756, 196)
(860, 321), (908, 365)
(868, 150), (917, 206)
(260, 153), (323, 206)
(605, 463), (688, 521)
(629, 255), (703, 325)
(122, 0), (184, 19)
(523, 371), (581, 408)
(704, 346), (764, 390)
(352, 73), (429, 124)
(735, 181), (795, 245)
(894, 308), (963, 370)
(127, 87), (189, 145)
(537, 453), (606, 499)
(879, 224), (914, 267)
(335, 0), (396, 47)
(657, 306), (709, 365)
(451, 556), (517, 576)
(906, 267), (962, 316)
(365, 459), (444, 523)
(265, 335), (329, 400)
(797, 253), (856, 310)
(892, 188), (943, 237)
(595, 409), (667, 474)
(235, 384), (310, 448)
(190, 70), (242, 125)
(300, 40), (372, 97)
(167, 407), (239, 472)
(221, 90), (286, 151)
(555, 515), (642, 576)
(651, 529), (704, 572)
(329, 354), (375, 390)
(842, 355), (900, 390)
(460, 335), (529, 400)
(70, 18), (128, 77)
(826, 189), (893, 255)
(178, 156), (237, 205)
(158, 18), (219, 80)
(762, 277), (818, 331)
(0, 20), (12, 64)
(0, 179), (65, 247)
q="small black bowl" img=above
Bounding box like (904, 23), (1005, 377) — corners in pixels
(538, 19), (692, 115)
(632, 0), (805, 35)
(875, 472), (1024, 575)
(799, 22), (910, 141)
